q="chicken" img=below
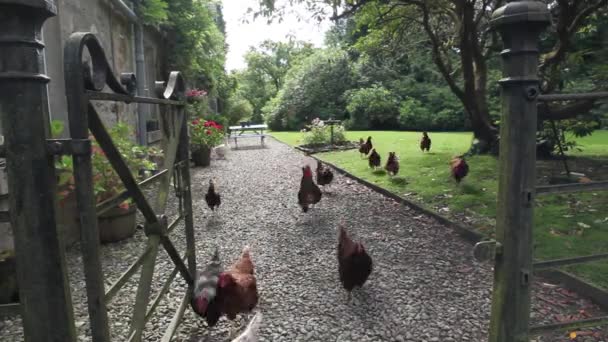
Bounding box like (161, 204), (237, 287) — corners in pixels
(420, 132), (431, 152)
(190, 247), (221, 320)
(298, 165), (322, 213)
(231, 312), (263, 342)
(316, 160), (334, 190)
(359, 136), (372, 158)
(205, 179), (221, 212)
(338, 223), (372, 301)
(205, 246), (259, 337)
(385, 152), (399, 176)
(450, 156), (469, 183)
(368, 149), (381, 169)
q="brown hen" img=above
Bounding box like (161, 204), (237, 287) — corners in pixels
(338, 223), (372, 302)
(205, 246), (258, 338)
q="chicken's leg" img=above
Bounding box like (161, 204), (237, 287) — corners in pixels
(228, 319), (240, 339)
(346, 291), (352, 302)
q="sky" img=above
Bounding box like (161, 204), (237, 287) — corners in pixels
(222, 0), (332, 71)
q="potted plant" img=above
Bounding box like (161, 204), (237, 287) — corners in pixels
(56, 122), (158, 244)
(188, 118), (224, 167)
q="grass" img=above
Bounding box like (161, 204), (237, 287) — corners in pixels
(272, 130), (608, 289)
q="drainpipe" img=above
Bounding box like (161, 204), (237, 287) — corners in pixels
(108, 0), (148, 145)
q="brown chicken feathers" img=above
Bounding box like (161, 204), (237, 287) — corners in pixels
(338, 224), (372, 299)
(368, 149), (381, 169)
(298, 165), (322, 213)
(359, 136), (372, 157)
(316, 160), (333, 187)
(420, 132), (431, 152)
(385, 152), (399, 176)
(193, 246), (258, 328)
(450, 156), (469, 183)
(205, 179), (221, 211)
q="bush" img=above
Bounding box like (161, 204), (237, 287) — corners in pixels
(302, 118), (347, 145)
(225, 97), (254, 124)
(345, 85), (400, 129)
(399, 97), (468, 131)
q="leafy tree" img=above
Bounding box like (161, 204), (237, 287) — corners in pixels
(225, 97), (254, 124)
(345, 85), (400, 129)
(255, 0), (608, 154)
(263, 48), (355, 130)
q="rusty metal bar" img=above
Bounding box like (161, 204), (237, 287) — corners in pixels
(536, 181), (608, 195)
(533, 253), (608, 270)
(161, 291), (189, 342)
(129, 236), (160, 342)
(96, 168), (168, 216)
(104, 245), (153, 304)
(529, 315), (608, 334)
(177, 108), (197, 282)
(86, 90), (184, 106)
(64, 33), (111, 342)
(537, 91), (608, 102)
(0, 2), (77, 340)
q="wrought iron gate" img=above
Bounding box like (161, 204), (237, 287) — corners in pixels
(476, 1), (608, 342)
(0, 1), (196, 341)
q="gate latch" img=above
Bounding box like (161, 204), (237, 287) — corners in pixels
(473, 239), (503, 262)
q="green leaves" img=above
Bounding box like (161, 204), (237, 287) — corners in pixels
(140, 0), (168, 24)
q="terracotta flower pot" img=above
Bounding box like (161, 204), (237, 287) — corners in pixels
(98, 205), (137, 244)
(192, 146), (211, 167)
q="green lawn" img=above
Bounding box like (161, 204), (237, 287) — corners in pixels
(272, 130), (608, 289)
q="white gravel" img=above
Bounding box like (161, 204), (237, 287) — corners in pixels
(1, 137), (605, 342)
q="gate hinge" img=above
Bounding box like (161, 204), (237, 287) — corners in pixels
(47, 139), (91, 156)
(473, 239), (503, 262)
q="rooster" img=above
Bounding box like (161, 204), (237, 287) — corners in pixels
(338, 222), (372, 302)
(385, 152), (399, 176)
(191, 247), (221, 321)
(450, 156), (469, 183)
(205, 246), (259, 338)
(231, 312), (263, 342)
(420, 132), (431, 152)
(316, 160), (334, 190)
(205, 179), (221, 212)
(368, 149), (381, 169)
(298, 165), (322, 213)
(359, 136), (372, 158)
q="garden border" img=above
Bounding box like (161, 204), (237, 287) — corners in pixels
(274, 137), (608, 311)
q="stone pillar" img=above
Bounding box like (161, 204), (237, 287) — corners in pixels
(489, 2), (550, 342)
(0, 1), (77, 341)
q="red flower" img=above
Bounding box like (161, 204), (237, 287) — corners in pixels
(206, 130), (212, 135)
(192, 119), (200, 125)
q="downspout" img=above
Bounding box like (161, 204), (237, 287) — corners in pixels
(108, 0), (148, 145)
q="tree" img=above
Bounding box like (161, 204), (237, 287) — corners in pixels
(255, 0), (608, 154)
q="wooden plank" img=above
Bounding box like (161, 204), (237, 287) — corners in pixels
(155, 106), (185, 213)
(534, 253), (608, 270)
(536, 181), (608, 195)
(159, 235), (193, 286)
(128, 236), (160, 342)
(104, 246), (153, 304)
(530, 315), (608, 334)
(161, 291), (189, 342)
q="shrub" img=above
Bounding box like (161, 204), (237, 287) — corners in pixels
(345, 85), (400, 129)
(302, 118), (347, 146)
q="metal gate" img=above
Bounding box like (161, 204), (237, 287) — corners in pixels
(476, 1), (608, 341)
(0, 2), (195, 341)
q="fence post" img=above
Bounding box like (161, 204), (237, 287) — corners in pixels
(0, 1), (77, 341)
(489, 2), (550, 342)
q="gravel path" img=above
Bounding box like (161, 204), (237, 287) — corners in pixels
(1, 137), (606, 342)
